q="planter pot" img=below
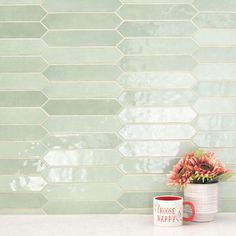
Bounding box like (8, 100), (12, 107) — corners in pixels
(184, 183), (218, 222)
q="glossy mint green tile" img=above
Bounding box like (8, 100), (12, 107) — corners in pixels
(0, 176), (47, 192)
(0, 142), (47, 158)
(197, 82), (236, 96)
(43, 134), (121, 149)
(0, 6), (46, 21)
(0, 209), (45, 214)
(197, 115), (236, 131)
(44, 48), (121, 64)
(44, 149), (122, 166)
(0, 0), (42, 3)
(0, 126), (47, 141)
(118, 73), (196, 89)
(118, 38), (197, 55)
(0, 193), (47, 208)
(44, 184), (122, 201)
(19, 160), (46, 174)
(43, 0), (121, 12)
(0, 23), (46, 38)
(119, 157), (177, 174)
(193, 13), (236, 28)
(194, 47), (236, 63)
(219, 182), (236, 198)
(43, 13), (121, 29)
(0, 91), (47, 107)
(0, 160), (22, 174)
(194, 98), (236, 114)
(119, 124), (195, 140)
(211, 149), (236, 164)
(43, 167), (122, 183)
(0, 74), (47, 90)
(193, 132), (236, 148)
(43, 116), (122, 133)
(0, 108), (47, 124)
(119, 91), (197, 106)
(121, 208), (152, 215)
(118, 21), (196, 37)
(43, 82), (122, 99)
(0, 40), (46, 56)
(193, 0), (236, 11)
(43, 31), (122, 47)
(0, 57), (47, 73)
(122, 0), (193, 2)
(44, 65), (121, 82)
(43, 100), (121, 115)
(120, 56), (196, 72)
(194, 29), (236, 46)
(219, 199), (236, 212)
(44, 201), (122, 214)
(120, 107), (196, 123)
(118, 4), (196, 20)
(193, 64), (236, 81)
(119, 141), (194, 157)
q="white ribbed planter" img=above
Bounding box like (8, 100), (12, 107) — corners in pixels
(184, 183), (218, 222)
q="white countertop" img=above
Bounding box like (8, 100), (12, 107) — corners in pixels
(0, 213), (235, 236)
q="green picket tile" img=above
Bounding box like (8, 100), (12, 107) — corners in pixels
(43, 31), (122, 47)
(44, 149), (122, 166)
(43, 134), (121, 149)
(0, 176), (47, 192)
(0, 193), (47, 208)
(44, 184), (122, 201)
(0, 57), (47, 73)
(0, 23), (46, 38)
(0, 209), (45, 214)
(0, 74), (47, 90)
(43, 100), (121, 115)
(43, 48), (121, 64)
(219, 182), (236, 198)
(43, 82), (122, 99)
(118, 38), (197, 55)
(118, 4), (196, 20)
(118, 21), (197, 37)
(0, 125), (47, 141)
(44, 65), (121, 82)
(44, 201), (122, 214)
(193, 0), (236, 11)
(43, 13), (121, 29)
(0, 6), (46, 21)
(212, 149), (236, 165)
(43, 167), (122, 183)
(43, 0), (121, 12)
(0, 91), (47, 107)
(19, 160), (46, 174)
(0, 108), (47, 124)
(122, 0), (193, 2)
(0, 0), (42, 3)
(0, 142), (47, 159)
(0, 160), (22, 174)
(193, 13), (236, 28)
(219, 199), (236, 212)
(43, 116), (122, 133)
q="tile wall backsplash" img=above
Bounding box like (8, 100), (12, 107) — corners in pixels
(0, 0), (235, 214)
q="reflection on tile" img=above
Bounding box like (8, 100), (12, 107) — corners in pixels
(120, 124), (195, 140)
(120, 107), (196, 123)
(44, 184), (122, 201)
(43, 116), (122, 133)
(43, 134), (121, 149)
(44, 65), (121, 82)
(44, 149), (122, 166)
(118, 21), (197, 37)
(193, 0), (236, 11)
(118, 73), (196, 89)
(44, 201), (122, 214)
(43, 167), (122, 183)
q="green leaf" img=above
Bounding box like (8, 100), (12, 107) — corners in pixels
(194, 149), (204, 158)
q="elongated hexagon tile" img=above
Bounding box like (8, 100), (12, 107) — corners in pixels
(43, 134), (121, 149)
(44, 149), (122, 166)
(0, 91), (47, 107)
(42, 167), (122, 183)
(119, 107), (196, 123)
(118, 21), (197, 37)
(44, 65), (122, 82)
(121, 0), (193, 2)
(43, 0), (121, 12)
(118, 4), (196, 20)
(43, 116), (122, 133)
(219, 182), (236, 198)
(0, 0), (43, 3)
(119, 124), (196, 140)
(211, 149), (236, 164)
(43, 99), (121, 115)
(44, 184), (122, 201)
(193, 0), (236, 11)
(42, 13), (121, 29)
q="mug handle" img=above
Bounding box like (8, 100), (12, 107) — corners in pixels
(183, 201), (195, 222)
